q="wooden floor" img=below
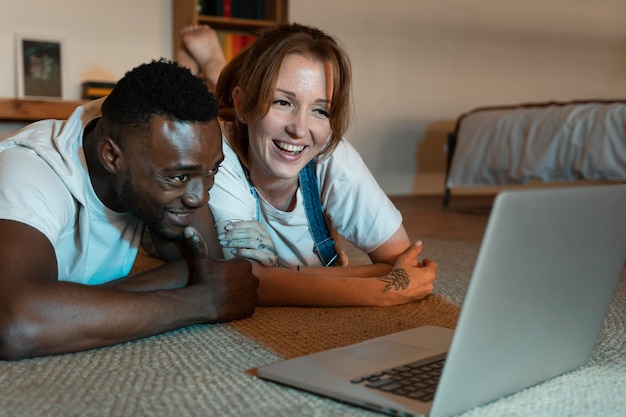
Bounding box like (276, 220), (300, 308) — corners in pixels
(389, 195), (496, 245)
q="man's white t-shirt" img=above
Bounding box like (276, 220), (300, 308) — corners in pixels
(0, 99), (143, 285)
(209, 138), (402, 266)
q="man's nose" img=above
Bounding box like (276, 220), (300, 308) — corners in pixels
(182, 177), (211, 208)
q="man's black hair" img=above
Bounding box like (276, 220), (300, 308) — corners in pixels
(101, 58), (217, 134)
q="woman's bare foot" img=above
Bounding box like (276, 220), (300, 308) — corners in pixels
(179, 25), (227, 90)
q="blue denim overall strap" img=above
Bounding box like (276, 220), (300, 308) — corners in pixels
(298, 160), (339, 266)
(245, 160), (339, 266)
(246, 181), (263, 223)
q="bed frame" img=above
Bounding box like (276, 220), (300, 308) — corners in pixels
(443, 100), (626, 206)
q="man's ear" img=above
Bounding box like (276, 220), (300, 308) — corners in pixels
(97, 137), (123, 174)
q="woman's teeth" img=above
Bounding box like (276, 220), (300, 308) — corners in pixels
(275, 141), (304, 154)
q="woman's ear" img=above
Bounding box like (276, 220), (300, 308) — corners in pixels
(232, 86), (246, 123)
(97, 137), (123, 174)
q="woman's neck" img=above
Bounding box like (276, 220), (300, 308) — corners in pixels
(248, 169), (299, 212)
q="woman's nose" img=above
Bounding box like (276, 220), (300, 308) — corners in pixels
(286, 110), (307, 138)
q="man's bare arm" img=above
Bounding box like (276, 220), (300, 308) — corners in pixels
(0, 220), (257, 361)
(105, 205), (223, 292)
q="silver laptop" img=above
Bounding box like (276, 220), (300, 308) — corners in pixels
(256, 184), (626, 417)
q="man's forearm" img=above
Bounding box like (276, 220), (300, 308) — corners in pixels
(103, 259), (189, 291)
(1, 281), (204, 360)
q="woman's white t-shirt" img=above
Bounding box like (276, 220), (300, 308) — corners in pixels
(209, 138), (402, 266)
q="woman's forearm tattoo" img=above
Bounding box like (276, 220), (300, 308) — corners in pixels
(378, 268), (410, 292)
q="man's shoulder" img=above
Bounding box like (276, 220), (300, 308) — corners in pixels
(0, 144), (60, 178)
(0, 119), (61, 149)
(0, 97), (101, 152)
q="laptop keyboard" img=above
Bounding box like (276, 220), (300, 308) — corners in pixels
(350, 357), (446, 402)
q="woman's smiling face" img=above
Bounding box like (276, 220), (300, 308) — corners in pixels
(245, 53), (333, 186)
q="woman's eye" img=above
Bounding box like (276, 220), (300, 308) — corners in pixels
(273, 99), (291, 107)
(315, 108), (331, 118)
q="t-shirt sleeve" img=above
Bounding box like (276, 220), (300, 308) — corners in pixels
(0, 147), (74, 244)
(320, 140), (403, 254)
(208, 140), (257, 231)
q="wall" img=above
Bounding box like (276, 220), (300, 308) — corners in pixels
(290, 0), (626, 194)
(0, 0), (171, 99)
(0, 0), (171, 136)
(1, 1), (625, 195)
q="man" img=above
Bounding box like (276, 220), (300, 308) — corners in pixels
(0, 59), (258, 361)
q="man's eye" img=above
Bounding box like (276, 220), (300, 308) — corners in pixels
(171, 175), (188, 183)
(207, 166), (220, 177)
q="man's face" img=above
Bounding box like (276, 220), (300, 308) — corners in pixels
(118, 116), (223, 241)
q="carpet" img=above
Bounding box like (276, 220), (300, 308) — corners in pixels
(1, 239), (624, 417)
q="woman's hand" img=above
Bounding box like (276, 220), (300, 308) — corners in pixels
(217, 220), (282, 267)
(375, 241), (437, 305)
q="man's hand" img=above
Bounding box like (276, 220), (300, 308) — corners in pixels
(217, 220), (282, 267)
(184, 226), (259, 322)
(0, 221), (258, 360)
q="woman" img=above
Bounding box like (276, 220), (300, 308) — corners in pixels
(180, 23), (437, 307)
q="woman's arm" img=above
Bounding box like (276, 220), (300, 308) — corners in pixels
(252, 238), (436, 307)
(250, 227), (437, 307)
(216, 204), (436, 307)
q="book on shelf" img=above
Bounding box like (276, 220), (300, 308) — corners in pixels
(232, 0), (264, 19)
(218, 31), (257, 62)
(199, 0), (264, 19)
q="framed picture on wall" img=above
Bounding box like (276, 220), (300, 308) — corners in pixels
(15, 34), (64, 99)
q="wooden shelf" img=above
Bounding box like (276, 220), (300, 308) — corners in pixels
(0, 98), (85, 122)
(172, 0), (288, 60)
(196, 15), (279, 31)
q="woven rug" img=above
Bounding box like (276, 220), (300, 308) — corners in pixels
(1, 239), (624, 417)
